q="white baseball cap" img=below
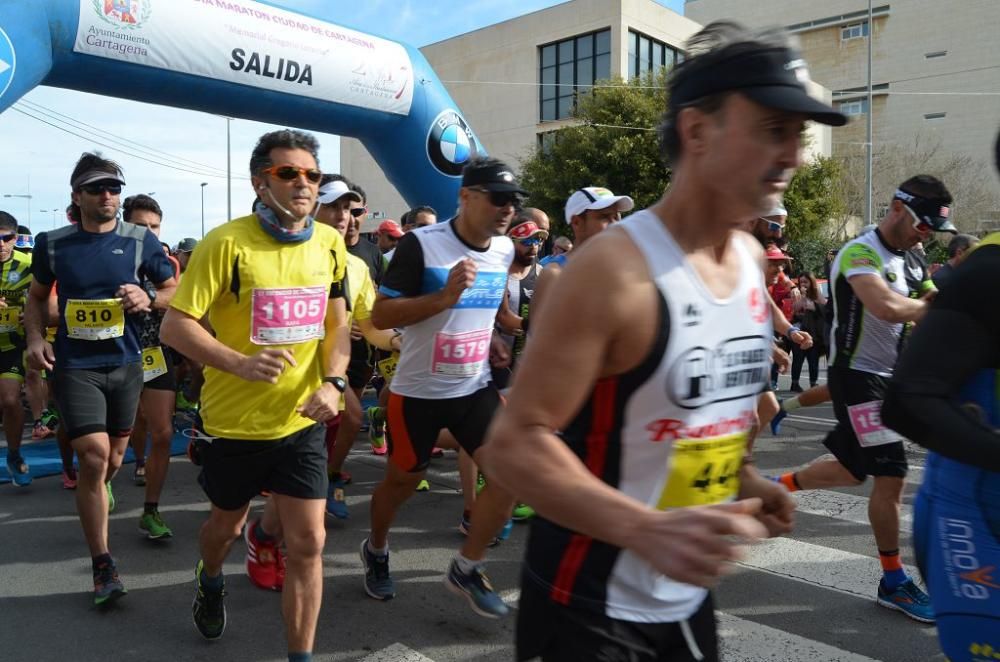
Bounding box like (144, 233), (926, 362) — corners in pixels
(564, 187), (634, 224)
(317, 180), (362, 205)
(765, 200), (787, 218)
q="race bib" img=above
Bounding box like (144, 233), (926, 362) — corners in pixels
(251, 286), (328, 345)
(0, 305), (22, 334)
(65, 299), (125, 341)
(848, 400), (903, 447)
(431, 328), (491, 376)
(141, 346), (168, 383)
(377, 352), (399, 381)
(656, 432), (746, 509)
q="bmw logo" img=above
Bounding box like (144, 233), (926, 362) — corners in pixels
(426, 109), (481, 177)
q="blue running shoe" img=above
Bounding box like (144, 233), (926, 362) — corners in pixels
(93, 560), (127, 607)
(444, 559), (510, 619)
(326, 478), (349, 520)
(770, 408), (788, 436)
(497, 518), (513, 541)
(876, 579), (934, 623)
(360, 538), (395, 600)
(6, 455), (31, 487)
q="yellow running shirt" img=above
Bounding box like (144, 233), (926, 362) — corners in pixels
(170, 215), (347, 440)
(344, 253), (375, 324)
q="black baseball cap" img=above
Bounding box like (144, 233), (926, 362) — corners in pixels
(893, 188), (957, 234)
(672, 44), (847, 127)
(461, 160), (528, 195)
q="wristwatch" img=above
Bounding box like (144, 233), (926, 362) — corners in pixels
(322, 376), (348, 393)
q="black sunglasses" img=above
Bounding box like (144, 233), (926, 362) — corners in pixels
(349, 207), (367, 218)
(470, 187), (520, 208)
(81, 182), (123, 196)
(0, 233), (16, 243)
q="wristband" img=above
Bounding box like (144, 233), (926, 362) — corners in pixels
(785, 325), (801, 342)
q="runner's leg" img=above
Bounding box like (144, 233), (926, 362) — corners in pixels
(273, 493), (326, 653)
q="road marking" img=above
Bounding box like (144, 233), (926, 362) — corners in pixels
(718, 612), (885, 661)
(737, 537), (922, 600)
(359, 643), (437, 662)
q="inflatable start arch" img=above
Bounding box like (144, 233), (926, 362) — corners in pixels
(0, 0), (485, 215)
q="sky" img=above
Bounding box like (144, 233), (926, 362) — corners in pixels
(0, 0), (685, 245)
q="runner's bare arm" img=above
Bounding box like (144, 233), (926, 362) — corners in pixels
(321, 296), (351, 379)
(357, 318), (402, 352)
(495, 287), (522, 334)
(150, 275), (178, 311)
(160, 308), (254, 375)
(481, 229), (766, 584)
(24, 280), (55, 370)
(372, 258), (476, 329)
(849, 273), (928, 323)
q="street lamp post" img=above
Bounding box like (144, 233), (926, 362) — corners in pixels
(2, 194), (32, 226)
(39, 208), (60, 229)
(200, 182), (208, 238)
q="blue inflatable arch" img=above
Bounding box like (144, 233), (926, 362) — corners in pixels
(0, 0), (485, 216)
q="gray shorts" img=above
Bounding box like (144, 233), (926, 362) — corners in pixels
(52, 363), (144, 440)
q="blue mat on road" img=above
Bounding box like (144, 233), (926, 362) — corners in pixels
(0, 431), (190, 485)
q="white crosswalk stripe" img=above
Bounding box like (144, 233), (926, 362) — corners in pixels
(718, 613), (886, 662)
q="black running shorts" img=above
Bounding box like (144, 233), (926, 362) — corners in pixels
(0, 346), (25, 381)
(386, 384), (501, 472)
(52, 363), (144, 439)
(823, 365), (907, 481)
(517, 576), (719, 662)
(197, 423), (328, 511)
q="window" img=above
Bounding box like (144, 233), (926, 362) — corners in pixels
(837, 99), (868, 116)
(627, 30), (680, 79)
(925, 50), (947, 59)
(924, 112), (947, 120)
(841, 22), (869, 41)
(539, 29), (611, 122)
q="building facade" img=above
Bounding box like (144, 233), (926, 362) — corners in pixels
(685, 0), (1000, 228)
(342, 0), (833, 226)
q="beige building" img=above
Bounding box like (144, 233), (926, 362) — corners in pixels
(686, 0), (1000, 227)
(343, 0), (834, 226)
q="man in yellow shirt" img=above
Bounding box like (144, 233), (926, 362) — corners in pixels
(161, 129), (350, 660)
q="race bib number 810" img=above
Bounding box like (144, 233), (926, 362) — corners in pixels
(251, 286), (328, 345)
(65, 299), (125, 341)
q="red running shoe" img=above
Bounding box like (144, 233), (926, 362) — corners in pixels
(244, 519), (285, 591)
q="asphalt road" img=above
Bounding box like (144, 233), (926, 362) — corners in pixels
(0, 377), (945, 661)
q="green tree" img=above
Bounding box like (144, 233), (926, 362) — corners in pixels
(518, 71), (669, 237)
(783, 155), (847, 275)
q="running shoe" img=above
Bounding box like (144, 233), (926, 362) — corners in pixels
(415, 479), (430, 492)
(512, 503), (535, 521)
(444, 559), (510, 619)
(360, 538), (395, 600)
(41, 409), (60, 430)
(876, 579), (935, 623)
(770, 407), (788, 436)
(340, 470), (352, 485)
(497, 518), (514, 541)
(93, 560), (127, 606)
(326, 477), (349, 520)
(106, 481), (115, 513)
(476, 472), (486, 494)
(367, 406), (387, 455)
(139, 510), (173, 540)
(192, 560), (226, 640)
(132, 464), (146, 487)
(31, 419), (54, 440)
(61, 469), (78, 490)
(6, 455), (31, 487)
(430, 446), (445, 459)
(176, 391), (200, 413)
(244, 520), (284, 591)
(790, 382), (803, 393)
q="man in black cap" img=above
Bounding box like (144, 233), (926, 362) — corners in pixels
(481, 21), (844, 660)
(173, 237), (198, 273)
(360, 155), (519, 618)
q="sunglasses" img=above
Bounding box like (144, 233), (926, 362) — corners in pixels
(81, 183), (123, 196)
(261, 165), (323, 184)
(515, 237), (542, 247)
(902, 204), (933, 233)
(759, 217), (785, 233)
(470, 187), (520, 208)
(349, 207), (367, 218)
(0, 233), (16, 243)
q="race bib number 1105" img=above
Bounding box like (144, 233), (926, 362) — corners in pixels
(251, 286), (328, 345)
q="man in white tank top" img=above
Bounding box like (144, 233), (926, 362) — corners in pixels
(482, 21), (845, 662)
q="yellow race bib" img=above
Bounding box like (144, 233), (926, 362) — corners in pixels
(377, 352), (399, 381)
(65, 299), (125, 341)
(141, 347), (168, 383)
(0, 305), (22, 334)
(656, 432), (746, 509)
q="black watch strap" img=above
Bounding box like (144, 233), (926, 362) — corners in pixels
(322, 376), (347, 392)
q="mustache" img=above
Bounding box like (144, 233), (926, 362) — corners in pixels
(763, 168), (792, 183)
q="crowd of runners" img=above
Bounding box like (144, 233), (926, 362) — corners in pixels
(0, 19), (997, 662)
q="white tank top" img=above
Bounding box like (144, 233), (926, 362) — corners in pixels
(523, 209), (772, 622)
(390, 221), (514, 399)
